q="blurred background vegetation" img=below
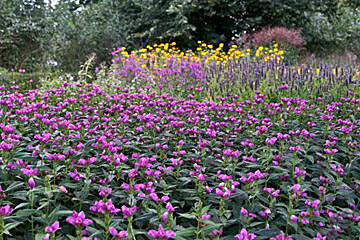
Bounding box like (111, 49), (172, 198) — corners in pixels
(0, 0), (359, 73)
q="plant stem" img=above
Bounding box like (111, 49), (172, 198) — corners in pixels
(0, 216), (4, 240)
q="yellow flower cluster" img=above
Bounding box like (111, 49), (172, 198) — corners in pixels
(113, 41), (285, 68)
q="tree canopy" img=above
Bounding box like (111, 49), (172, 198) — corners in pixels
(0, 0), (359, 72)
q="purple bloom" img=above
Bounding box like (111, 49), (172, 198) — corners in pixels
(109, 226), (128, 239)
(90, 199), (120, 215)
(28, 177), (35, 189)
(292, 184), (301, 193)
(199, 214), (211, 221)
(290, 215), (298, 222)
(162, 212), (168, 224)
(147, 224), (176, 239)
(121, 205), (137, 219)
(235, 228), (257, 240)
(313, 232), (326, 240)
(66, 211), (93, 227)
(270, 231), (293, 240)
(161, 195), (169, 202)
(240, 207), (248, 216)
(45, 221), (60, 233)
(0, 204), (13, 216)
(166, 202), (175, 213)
(265, 137), (277, 145)
(272, 189), (280, 197)
(149, 193), (159, 202)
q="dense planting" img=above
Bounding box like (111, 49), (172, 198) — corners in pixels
(110, 43), (359, 101)
(0, 42), (359, 240)
(0, 80), (358, 239)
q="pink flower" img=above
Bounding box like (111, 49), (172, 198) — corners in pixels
(199, 214), (211, 221)
(272, 189), (280, 197)
(265, 137), (277, 146)
(66, 210), (93, 227)
(0, 205), (13, 216)
(99, 188), (112, 197)
(28, 177), (35, 189)
(235, 228), (256, 240)
(59, 186), (68, 194)
(109, 226), (128, 239)
(313, 232), (326, 240)
(292, 184), (301, 193)
(162, 212), (168, 224)
(166, 202), (175, 213)
(270, 231), (293, 240)
(128, 169), (137, 178)
(161, 195), (169, 202)
(147, 224), (176, 239)
(290, 215), (298, 222)
(211, 229), (223, 237)
(90, 199), (120, 215)
(240, 207), (248, 216)
(149, 193), (159, 202)
(121, 205), (137, 219)
(45, 221), (60, 233)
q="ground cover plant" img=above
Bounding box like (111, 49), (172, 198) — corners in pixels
(0, 43), (359, 240)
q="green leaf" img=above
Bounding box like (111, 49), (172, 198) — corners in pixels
(53, 210), (73, 217)
(5, 182), (24, 192)
(202, 223), (222, 233)
(93, 218), (105, 228)
(14, 202), (30, 210)
(175, 227), (196, 237)
(255, 228), (280, 239)
(35, 233), (46, 240)
(4, 222), (22, 232)
(16, 209), (37, 217)
(178, 213), (197, 220)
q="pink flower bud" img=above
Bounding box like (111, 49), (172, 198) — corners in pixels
(28, 177), (35, 189)
(59, 186), (68, 194)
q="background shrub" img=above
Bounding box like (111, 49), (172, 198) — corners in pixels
(0, 0), (359, 72)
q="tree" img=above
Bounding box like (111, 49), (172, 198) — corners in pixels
(0, 0), (55, 70)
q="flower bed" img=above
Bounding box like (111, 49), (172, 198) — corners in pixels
(0, 80), (358, 239)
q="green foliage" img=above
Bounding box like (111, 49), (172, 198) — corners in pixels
(303, 3), (360, 56)
(0, 0), (359, 72)
(0, 0), (56, 70)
